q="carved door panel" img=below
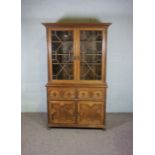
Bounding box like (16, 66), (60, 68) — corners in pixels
(49, 101), (75, 124)
(77, 101), (104, 125)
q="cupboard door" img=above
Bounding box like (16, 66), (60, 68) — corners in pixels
(51, 30), (74, 80)
(49, 101), (75, 124)
(77, 101), (104, 125)
(80, 30), (103, 80)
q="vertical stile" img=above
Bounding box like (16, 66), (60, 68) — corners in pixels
(48, 28), (53, 81)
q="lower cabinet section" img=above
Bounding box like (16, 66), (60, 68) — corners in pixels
(48, 100), (105, 128)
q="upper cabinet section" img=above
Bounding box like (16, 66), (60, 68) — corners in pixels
(43, 23), (111, 83)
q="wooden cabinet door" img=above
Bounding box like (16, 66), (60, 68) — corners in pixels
(77, 101), (104, 125)
(49, 101), (75, 124)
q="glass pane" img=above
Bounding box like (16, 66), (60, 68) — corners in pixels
(51, 31), (74, 80)
(80, 31), (102, 80)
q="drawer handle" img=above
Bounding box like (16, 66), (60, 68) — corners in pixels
(96, 93), (100, 96)
(53, 92), (57, 96)
(50, 91), (58, 97)
(81, 92), (86, 97)
(67, 92), (71, 97)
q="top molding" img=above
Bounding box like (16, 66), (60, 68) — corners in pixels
(42, 23), (112, 28)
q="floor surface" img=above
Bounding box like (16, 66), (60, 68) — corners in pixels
(21, 113), (133, 155)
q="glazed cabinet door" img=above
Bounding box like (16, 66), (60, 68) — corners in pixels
(49, 29), (76, 80)
(79, 30), (104, 80)
(77, 101), (104, 125)
(49, 101), (75, 124)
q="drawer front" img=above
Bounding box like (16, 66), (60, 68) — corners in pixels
(48, 101), (75, 124)
(48, 88), (76, 100)
(77, 88), (105, 100)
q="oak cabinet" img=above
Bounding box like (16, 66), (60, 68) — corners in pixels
(43, 23), (111, 128)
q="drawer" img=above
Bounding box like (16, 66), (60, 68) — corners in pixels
(77, 88), (105, 100)
(48, 87), (76, 100)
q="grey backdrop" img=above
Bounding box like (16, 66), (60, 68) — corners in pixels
(21, 0), (133, 112)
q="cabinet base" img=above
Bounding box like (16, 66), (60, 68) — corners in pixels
(47, 123), (105, 129)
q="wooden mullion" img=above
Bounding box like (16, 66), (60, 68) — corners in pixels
(73, 29), (80, 80)
(75, 29), (80, 80)
(73, 29), (77, 80)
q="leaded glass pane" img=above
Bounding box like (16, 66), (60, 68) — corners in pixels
(80, 31), (102, 80)
(51, 31), (73, 80)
